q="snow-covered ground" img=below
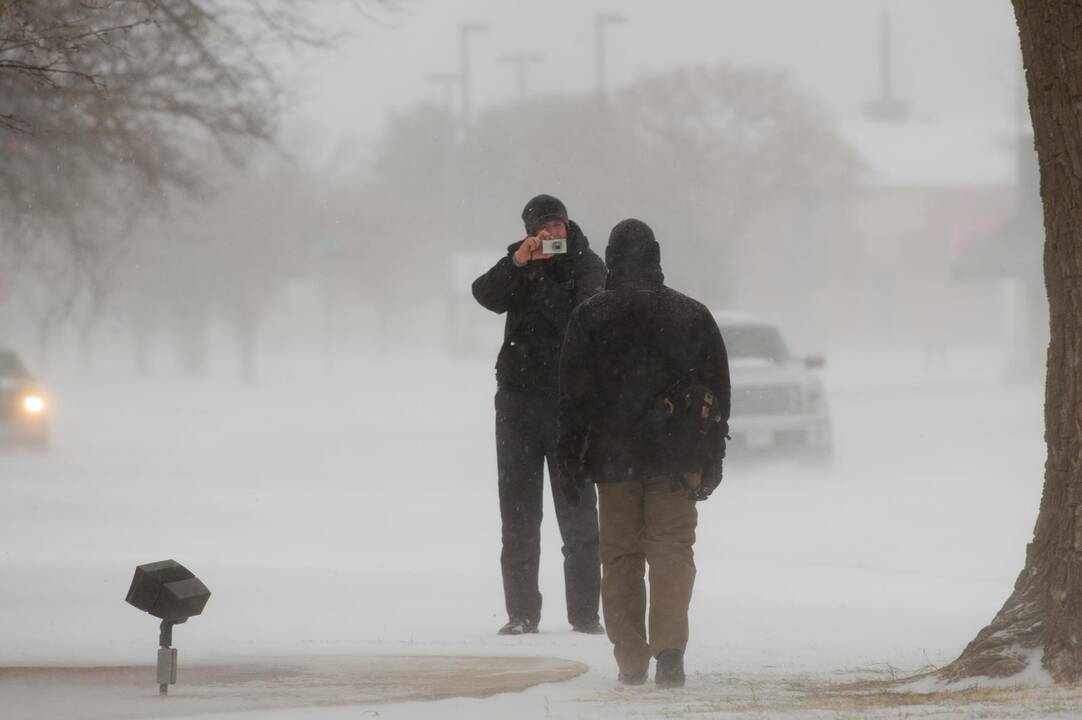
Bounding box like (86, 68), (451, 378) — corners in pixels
(0, 350), (1061, 718)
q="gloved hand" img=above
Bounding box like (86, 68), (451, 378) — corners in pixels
(693, 461), (723, 502)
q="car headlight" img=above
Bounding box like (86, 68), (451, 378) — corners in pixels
(22, 394), (46, 415)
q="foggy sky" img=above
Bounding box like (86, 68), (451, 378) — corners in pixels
(290, 0), (1020, 164)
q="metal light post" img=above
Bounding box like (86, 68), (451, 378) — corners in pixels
(594, 13), (625, 97)
(501, 53), (544, 101)
(879, 13), (895, 108)
(427, 72), (461, 116)
(459, 22), (488, 125)
(157, 619), (179, 695)
(863, 11), (910, 123)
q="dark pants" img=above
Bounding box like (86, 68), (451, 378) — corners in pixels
(495, 387), (601, 626)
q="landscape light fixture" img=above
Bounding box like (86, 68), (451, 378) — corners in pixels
(125, 560), (211, 696)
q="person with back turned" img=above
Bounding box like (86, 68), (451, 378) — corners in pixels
(557, 218), (731, 687)
(472, 194), (606, 636)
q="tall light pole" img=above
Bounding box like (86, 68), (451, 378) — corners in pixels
(594, 13), (625, 97)
(427, 72), (460, 116)
(459, 22), (488, 125)
(863, 11), (910, 123)
(501, 53), (543, 101)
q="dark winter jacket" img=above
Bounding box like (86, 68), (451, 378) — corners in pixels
(557, 245), (730, 486)
(472, 221), (607, 397)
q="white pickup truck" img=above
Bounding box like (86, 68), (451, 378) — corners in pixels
(714, 312), (833, 464)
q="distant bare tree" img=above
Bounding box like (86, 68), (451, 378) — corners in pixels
(105, 148), (329, 379)
(444, 64), (860, 307)
(0, 0), (399, 273)
(192, 155), (318, 380)
(616, 65), (859, 282)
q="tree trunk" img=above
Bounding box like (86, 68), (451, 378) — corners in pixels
(940, 0), (1082, 684)
(231, 312), (259, 383)
(174, 311), (209, 379)
(132, 326), (152, 378)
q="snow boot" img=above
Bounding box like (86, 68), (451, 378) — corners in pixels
(571, 620), (605, 635)
(497, 617), (539, 635)
(654, 649), (685, 688)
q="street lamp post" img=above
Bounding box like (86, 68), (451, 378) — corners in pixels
(594, 13), (625, 97)
(427, 72), (461, 116)
(501, 53), (544, 101)
(459, 22), (488, 125)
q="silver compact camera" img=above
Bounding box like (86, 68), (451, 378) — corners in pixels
(542, 238), (567, 254)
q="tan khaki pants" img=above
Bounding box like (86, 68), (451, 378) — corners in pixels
(597, 475), (698, 676)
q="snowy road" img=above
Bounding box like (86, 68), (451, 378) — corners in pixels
(0, 353), (1052, 717)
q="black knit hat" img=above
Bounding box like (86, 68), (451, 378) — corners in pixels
(606, 218), (660, 269)
(521, 194), (569, 235)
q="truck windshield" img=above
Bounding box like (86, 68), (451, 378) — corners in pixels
(722, 325), (790, 364)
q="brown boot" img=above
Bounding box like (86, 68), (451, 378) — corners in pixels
(655, 649), (685, 688)
(572, 620), (605, 635)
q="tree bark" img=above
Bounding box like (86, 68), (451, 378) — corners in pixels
(940, 0), (1082, 684)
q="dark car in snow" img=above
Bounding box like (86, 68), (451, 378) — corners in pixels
(714, 312), (833, 464)
(0, 349), (49, 451)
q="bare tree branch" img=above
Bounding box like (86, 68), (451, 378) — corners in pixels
(0, 0), (402, 292)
